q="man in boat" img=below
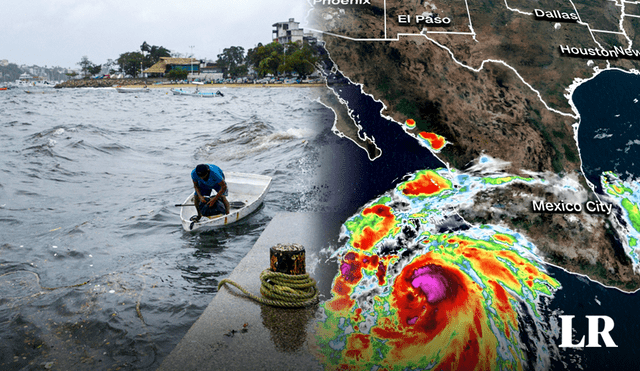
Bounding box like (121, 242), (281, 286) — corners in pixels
(191, 164), (230, 221)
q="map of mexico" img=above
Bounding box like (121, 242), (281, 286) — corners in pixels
(307, 0), (640, 369)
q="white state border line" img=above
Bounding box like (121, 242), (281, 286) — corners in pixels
(314, 0), (634, 41)
(464, 0), (477, 40)
(591, 29), (626, 34)
(384, 0), (387, 39)
(310, 26), (578, 119)
(504, 0), (532, 15)
(422, 31), (476, 34)
(306, 28), (474, 41)
(422, 35), (579, 119)
(316, 0), (477, 40)
(568, 0), (634, 47)
(310, 0), (635, 120)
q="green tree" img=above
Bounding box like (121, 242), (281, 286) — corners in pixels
(115, 42), (171, 78)
(141, 41), (151, 53)
(247, 42), (284, 77)
(165, 68), (188, 81)
(280, 43), (318, 80)
(77, 56), (93, 78)
(104, 59), (115, 73)
(140, 41), (171, 66)
(77, 56), (104, 78)
(216, 46), (246, 78)
(246, 43), (264, 68)
(117, 52), (144, 77)
(88, 64), (102, 76)
(233, 64), (248, 78)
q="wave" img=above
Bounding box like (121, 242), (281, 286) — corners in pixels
(196, 119), (313, 163)
(26, 126), (68, 140)
(97, 143), (131, 152)
(2, 121), (32, 127)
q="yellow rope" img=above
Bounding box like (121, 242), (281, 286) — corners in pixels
(218, 269), (318, 308)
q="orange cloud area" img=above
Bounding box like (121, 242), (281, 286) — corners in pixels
(400, 170), (452, 197)
(351, 205), (397, 252)
(418, 132), (446, 151)
(493, 233), (516, 245)
(374, 253), (496, 370)
(318, 233), (559, 370)
(454, 236), (550, 312)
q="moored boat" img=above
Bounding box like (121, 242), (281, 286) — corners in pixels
(179, 172), (272, 232)
(171, 88), (224, 98)
(116, 87), (150, 93)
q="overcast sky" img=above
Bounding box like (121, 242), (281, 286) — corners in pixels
(1, 0), (311, 69)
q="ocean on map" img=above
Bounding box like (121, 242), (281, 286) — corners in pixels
(0, 86), (342, 370)
(574, 69), (640, 192)
(566, 68), (640, 370)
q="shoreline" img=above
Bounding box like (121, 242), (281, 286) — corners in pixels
(126, 83), (327, 89)
(55, 78), (326, 89)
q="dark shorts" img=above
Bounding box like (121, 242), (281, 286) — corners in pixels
(199, 197), (226, 216)
(194, 185), (228, 197)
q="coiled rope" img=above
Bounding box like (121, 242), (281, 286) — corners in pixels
(218, 269), (318, 308)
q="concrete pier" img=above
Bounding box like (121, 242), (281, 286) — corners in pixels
(158, 212), (342, 371)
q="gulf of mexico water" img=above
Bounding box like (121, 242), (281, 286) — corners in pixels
(0, 86), (339, 370)
(575, 69), (640, 190)
(566, 69), (640, 370)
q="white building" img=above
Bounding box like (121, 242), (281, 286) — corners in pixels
(272, 18), (305, 45)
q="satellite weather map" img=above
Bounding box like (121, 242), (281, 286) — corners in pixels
(309, 0), (640, 369)
(4, 0), (640, 370)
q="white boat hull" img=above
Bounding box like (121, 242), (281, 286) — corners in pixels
(171, 88), (224, 98)
(180, 172), (272, 232)
(116, 88), (150, 93)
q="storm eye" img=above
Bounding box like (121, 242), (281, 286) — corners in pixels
(406, 293), (415, 302)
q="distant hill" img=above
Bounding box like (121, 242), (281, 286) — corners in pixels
(0, 63), (71, 83)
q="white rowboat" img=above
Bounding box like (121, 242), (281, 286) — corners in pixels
(171, 88), (224, 98)
(116, 87), (150, 93)
(179, 172), (272, 232)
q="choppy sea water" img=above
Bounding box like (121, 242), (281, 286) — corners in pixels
(0, 86), (336, 370)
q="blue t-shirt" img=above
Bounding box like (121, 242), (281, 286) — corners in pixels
(191, 164), (227, 195)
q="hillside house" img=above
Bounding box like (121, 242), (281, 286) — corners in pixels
(272, 18), (304, 45)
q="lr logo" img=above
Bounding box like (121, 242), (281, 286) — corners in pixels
(559, 315), (618, 348)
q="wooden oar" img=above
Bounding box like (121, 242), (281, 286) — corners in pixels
(175, 201), (246, 208)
